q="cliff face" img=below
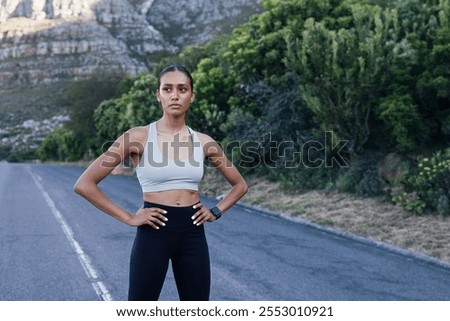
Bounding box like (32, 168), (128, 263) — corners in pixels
(0, 0), (261, 86)
(144, 0), (261, 46)
(0, 0), (261, 159)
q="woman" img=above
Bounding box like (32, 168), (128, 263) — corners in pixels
(73, 64), (248, 301)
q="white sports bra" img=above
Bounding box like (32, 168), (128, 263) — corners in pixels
(136, 122), (204, 193)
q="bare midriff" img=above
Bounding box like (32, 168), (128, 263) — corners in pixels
(143, 189), (200, 207)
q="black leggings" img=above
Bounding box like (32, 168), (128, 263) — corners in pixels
(128, 202), (210, 301)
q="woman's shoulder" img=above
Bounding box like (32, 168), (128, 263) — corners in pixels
(125, 125), (149, 140)
(117, 125), (150, 151)
(194, 131), (224, 158)
(195, 131), (216, 145)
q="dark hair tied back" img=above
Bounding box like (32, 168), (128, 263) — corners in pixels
(157, 64), (194, 92)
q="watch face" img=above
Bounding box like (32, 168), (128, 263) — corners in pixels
(211, 206), (221, 219)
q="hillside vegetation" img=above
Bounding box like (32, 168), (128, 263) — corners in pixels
(40, 0), (450, 216)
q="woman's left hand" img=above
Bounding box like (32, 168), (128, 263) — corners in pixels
(191, 203), (216, 225)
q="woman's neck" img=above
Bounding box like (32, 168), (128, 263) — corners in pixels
(157, 116), (187, 135)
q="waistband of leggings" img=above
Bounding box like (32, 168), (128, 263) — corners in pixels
(143, 201), (200, 211)
(142, 201), (202, 231)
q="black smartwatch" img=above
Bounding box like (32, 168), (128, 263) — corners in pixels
(210, 206), (222, 220)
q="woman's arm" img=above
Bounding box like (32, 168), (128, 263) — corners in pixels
(73, 127), (167, 228)
(192, 133), (248, 225)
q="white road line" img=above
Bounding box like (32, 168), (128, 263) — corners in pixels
(29, 168), (113, 301)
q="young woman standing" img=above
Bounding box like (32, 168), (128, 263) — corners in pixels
(74, 64), (248, 300)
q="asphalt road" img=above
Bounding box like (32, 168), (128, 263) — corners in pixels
(1, 162), (450, 301)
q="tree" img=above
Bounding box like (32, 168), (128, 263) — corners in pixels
(224, 0), (334, 84)
(63, 72), (125, 155)
(93, 73), (161, 154)
(37, 127), (82, 161)
(284, 3), (400, 154)
(416, 23), (450, 144)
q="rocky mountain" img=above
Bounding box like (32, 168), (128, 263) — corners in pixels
(0, 0), (262, 160)
(0, 0), (261, 86)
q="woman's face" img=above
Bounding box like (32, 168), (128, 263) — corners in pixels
(156, 70), (195, 117)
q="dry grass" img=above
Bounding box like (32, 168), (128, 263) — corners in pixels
(200, 167), (450, 264)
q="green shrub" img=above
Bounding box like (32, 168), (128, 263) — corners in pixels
(392, 148), (450, 214)
(0, 144), (12, 160)
(37, 127), (82, 162)
(279, 166), (341, 193)
(378, 94), (427, 151)
(6, 149), (36, 163)
(336, 155), (384, 197)
(441, 113), (450, 138)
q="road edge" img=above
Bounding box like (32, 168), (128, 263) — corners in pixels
(234, 200), (450, 272)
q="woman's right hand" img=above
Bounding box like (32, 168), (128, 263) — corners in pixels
(128, 207), (168, 229)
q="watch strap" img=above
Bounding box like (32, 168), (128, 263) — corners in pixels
(210, 206), (222, 220)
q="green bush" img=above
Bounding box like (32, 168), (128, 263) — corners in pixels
(336, 155), (384, 197)
(63, 72), (125, 154)
(37, 127), (82, 162)
(391, 148), (450, 215)
(378, 94), (427, 151)
(6, 149), (36, 163)
(279, 166), (341, 193)
(93, 73), (161, 155)
(0, 144), (12, 160)
(441, 113), (450, 138)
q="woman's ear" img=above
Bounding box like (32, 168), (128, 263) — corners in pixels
(190, 93), (195, 103)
